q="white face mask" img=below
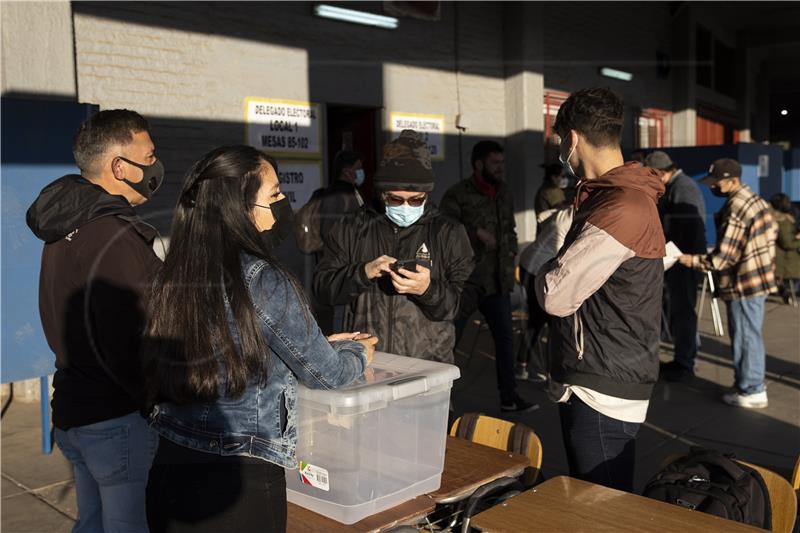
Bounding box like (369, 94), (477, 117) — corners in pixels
(559, 136), (579, 179)
(354, 168), (365, 187)
(385, 202), (425, 227)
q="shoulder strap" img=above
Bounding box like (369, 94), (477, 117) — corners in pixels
(685, 447), (749, 482)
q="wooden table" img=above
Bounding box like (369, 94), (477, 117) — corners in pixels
(428, 436), (529, 504)
(471, 476), (767, 533)
(287, 436), (530, 532)
(287, 496), (434, 533)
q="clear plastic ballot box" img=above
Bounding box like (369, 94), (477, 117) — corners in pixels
(285, 351), (460, 524)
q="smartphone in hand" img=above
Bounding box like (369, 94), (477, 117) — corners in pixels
(390, 260), (418, 275)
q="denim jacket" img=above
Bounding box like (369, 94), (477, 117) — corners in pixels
(148, 253), (367, 469)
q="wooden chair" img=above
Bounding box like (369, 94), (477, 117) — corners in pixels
(450, 413), (542, 487)
(791, 454), (800, 492)
(737, 461), (797, 533)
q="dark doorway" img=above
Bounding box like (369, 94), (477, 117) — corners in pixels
(326, 105), (379, 201)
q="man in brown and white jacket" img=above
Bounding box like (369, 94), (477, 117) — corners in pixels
(536, 88), (665, 492)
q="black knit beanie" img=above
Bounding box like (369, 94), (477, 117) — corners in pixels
(373, 130), (435, 192)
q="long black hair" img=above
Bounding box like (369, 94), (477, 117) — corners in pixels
(143, 145), (305, 405)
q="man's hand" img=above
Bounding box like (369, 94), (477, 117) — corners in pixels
(364, 255), (397, 280)
(389, 265), (431, 296)
(677, 254), (694, 267)
(476, 228), (497, 250)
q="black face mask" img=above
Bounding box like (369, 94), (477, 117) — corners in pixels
(117, 157), (165, 199)
(259, 197), (294, 249)
(710, 186), (728, 198)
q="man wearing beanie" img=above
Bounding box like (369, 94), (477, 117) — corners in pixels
(313, 130), (474, 363)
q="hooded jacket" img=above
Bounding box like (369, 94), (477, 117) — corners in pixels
(535, 163), (666, 400)
(313, 203), (474, 363)
(26, 175), (162, 430)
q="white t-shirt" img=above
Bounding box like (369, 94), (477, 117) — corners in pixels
(557, 385), (649, 423)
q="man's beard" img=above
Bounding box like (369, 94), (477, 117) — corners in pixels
(482, 168), (500, 185)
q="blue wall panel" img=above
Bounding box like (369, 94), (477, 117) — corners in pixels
(1, 98), (97, 383)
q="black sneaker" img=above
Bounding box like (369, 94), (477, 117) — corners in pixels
(500, 393), (539, 413)
(659, 361), (694, 383)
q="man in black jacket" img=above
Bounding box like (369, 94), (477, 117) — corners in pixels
(536, 88), (666, 492)
(644, 151), (707, 382)
(314, 130), (474, 363)
(27, 109), (164, 532)
(319, 149), (366, 241)
(311, 150), (366, 334)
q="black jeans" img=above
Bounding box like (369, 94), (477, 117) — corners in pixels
(559, 395), (640, 493)
(664, 265), (701, 370)
(147, 437), (287, 533)
(456, 292), (517, 402)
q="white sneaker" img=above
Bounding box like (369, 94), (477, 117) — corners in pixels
(528, 372), (548, 384)
(722, 390), (768, 409)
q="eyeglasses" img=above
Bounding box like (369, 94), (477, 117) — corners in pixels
(383, 193), (427, 207)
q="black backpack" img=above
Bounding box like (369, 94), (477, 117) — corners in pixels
(294, 188), (325, 254)
(643, 447), (771, 530)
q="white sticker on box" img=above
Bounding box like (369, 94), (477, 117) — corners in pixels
(299, 461), (330, 491)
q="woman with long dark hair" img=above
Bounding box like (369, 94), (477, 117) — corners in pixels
(143, 145), (376, 532)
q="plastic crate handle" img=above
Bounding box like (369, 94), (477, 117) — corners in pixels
(388, 375), (428, 400)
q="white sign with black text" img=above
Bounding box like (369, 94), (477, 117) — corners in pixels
(246, 98), (322, 158)
(277, 161), (322, 209)
(388, 112), (445, 161)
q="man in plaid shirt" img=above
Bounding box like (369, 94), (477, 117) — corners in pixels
(679, 158), (778, 408)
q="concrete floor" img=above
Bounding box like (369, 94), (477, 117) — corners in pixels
(452, 294), (800, 492)
(1, 295), (798, 532)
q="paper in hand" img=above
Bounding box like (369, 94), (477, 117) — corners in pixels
(663, 241), (683, 271)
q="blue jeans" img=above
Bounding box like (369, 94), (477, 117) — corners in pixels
(55, 412), (159, 533)
(726, 295), (767, 394)
(559, 395), (640, 492)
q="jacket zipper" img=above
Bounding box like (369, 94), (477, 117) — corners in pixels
(494, 199), (502, 290)
(574, 310), (584, 360)
(387, 226), (399, 354)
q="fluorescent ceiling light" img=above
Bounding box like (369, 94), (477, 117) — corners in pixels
(600, 67), (633, 82)
(314, 4), (398, 29)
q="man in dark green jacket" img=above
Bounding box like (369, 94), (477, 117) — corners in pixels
(441, 141), (535, 412)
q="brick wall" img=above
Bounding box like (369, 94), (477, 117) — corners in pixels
(72, 2), (510, 220)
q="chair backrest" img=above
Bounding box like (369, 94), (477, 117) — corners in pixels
(791, 454), (800, 491)
(449, 413), (543, 480)
(738, 460), (797, 533)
